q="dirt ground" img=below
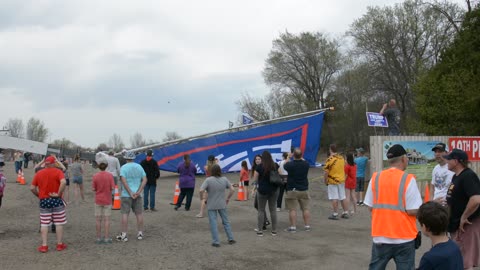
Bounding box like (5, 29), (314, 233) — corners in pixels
(0, 162), (434, 270)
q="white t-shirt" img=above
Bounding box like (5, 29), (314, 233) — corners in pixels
(431, 163), (454, 200)
(364, 169), (422, 244)
(278, 160), (288, 176)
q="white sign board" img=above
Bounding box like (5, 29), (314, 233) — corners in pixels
(0, 135), (48, 155)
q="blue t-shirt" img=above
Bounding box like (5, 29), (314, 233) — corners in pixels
(120, 162), (146, 198)
(354, 156), (368, 177)
(418, 239), (463, 270)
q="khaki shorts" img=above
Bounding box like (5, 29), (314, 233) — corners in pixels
(121, 197), (143, 215)
(94, 204), (112, 217)
(285, 190), (310, 211)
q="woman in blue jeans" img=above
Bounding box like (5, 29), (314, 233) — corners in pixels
(199, 164), (235, 247)
(253, 151), (279, 236)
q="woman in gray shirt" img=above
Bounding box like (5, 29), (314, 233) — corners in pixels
(199, 164), (235, 247)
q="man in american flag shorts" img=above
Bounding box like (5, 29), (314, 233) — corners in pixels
(30, 156), (67, 253)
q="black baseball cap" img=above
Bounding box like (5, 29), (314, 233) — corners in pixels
(386, 144), (407, 159)
(207, 155), (215, 162)
(443, 149), (468, 162)
(146, 149), (153, 156)
(431, 143), (446, 152)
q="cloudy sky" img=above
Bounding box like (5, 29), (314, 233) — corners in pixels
(0, 0), (464, 148)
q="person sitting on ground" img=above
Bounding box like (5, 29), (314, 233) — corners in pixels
(417, 201), (463, 270)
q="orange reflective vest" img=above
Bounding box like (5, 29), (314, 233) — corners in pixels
(371, 169), (417, 240)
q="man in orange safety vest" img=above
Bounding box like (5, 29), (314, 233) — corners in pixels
(364, 144), (422, 270)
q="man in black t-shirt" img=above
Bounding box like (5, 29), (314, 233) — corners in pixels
(380, 99), (401, 136)
(445, 149), (480, 269)
(283, 148), (311, 233)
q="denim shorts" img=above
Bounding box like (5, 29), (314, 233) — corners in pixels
(72, 176), (83, 184)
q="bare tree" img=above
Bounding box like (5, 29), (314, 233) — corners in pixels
(235, 92), (272, 121)
(108, 133), (125, 152)
(5, 118), (24, 138)
(96, 143), (109, 152)
(51, 138), (77, 149)
(348, 0), (463, 121)
(263, 31), (343, 110)
(162, 131), (182, 142)
(130, 132), (146, 148)
(26, 117), (49, 142)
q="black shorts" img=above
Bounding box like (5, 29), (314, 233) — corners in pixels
(243, 181), (249, 186)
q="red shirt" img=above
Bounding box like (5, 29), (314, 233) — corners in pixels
(92, 171), (115, 205)
(32, 167), (65, 199)
(240, 168), (249, 182)
(344, 164), (357, 189)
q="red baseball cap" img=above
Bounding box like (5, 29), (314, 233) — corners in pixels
(45, 156), (56, 165)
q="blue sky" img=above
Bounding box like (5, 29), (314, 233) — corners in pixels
(0, 0), (465, 148)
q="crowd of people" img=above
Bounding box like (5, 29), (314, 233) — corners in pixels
(1, 141), (479, 269)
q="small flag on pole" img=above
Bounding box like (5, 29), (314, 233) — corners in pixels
(242, 114), (254, 125)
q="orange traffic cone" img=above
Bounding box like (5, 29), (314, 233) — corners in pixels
(18, 170), (26, 185)
(236, 181), (245, 201)
(170, 181), (180, 205)
(112, 185), (121, 210)
(424, 184), (430, 203)
(16, 171), (21, 183)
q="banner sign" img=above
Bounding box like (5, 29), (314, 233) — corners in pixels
(242, 114), (254, 125)
(382, 141), (442, 182)
(366, 112), (388, 127)
(135, 113), (324, 173)
(448, 137), (480, 161)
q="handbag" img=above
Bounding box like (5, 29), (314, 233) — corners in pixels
(269, 170), (283, 186)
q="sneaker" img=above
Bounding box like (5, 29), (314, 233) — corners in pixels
(116, 233), (128, 242)
(265, 221), (271, 226)
(56, 243), (67, 251)
(341, 213), (349, 219)
(95, 238), (103, 244)
(328, 214), (339, 220)
(196, 214), (204, 218)
(350, 210), (355, 215)
(284, 227), (296, 233)
(37, 245), (48, 253)
(271, 231), (277, 236)
(150, 208), (157, 212)
(254, 228), (262, 232)
(144, 208), (149, 211)
(356, 201), (361, 206)
(276, 208), (281, 212)
(211, 243), (220, 247)
(256, 231), (264, 237)
(304, 226), (311, 232)
(228, 239), (236, 245)
(137, 232), (143, 240)
(103, 238), (113, 244)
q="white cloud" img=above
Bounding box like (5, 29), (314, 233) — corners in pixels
(0, 0), (466, 147)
